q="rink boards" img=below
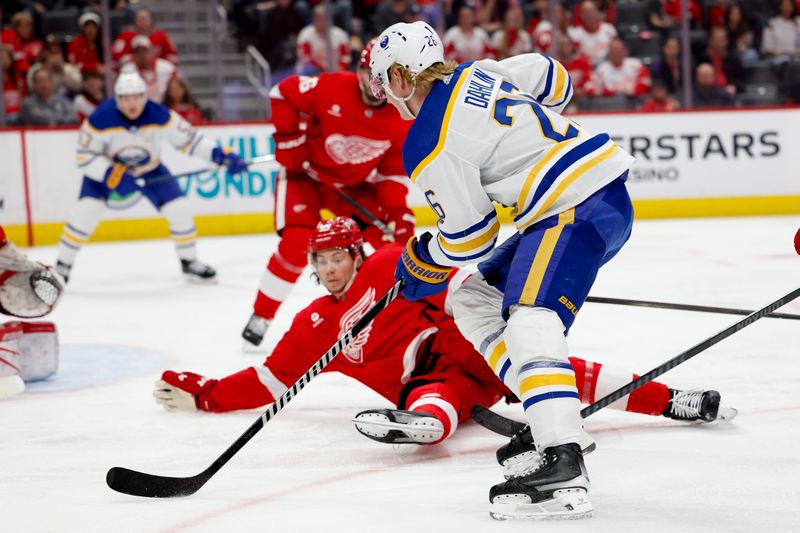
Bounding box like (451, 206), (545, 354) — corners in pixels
(2, 107), (799, 246)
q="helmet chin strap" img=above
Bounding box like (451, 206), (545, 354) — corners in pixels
(385, 79), (418, 118)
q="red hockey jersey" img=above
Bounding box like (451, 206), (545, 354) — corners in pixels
(269, 72), (412, 187)
(202, 245), (479, 412)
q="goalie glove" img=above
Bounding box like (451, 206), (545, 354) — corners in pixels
(0, 240), (63, 318)
(153, 370), (220, 412)
(395, 233), (453, 301)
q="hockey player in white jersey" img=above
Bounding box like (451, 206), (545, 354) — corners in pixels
(55, 72), (248, 283)
(371, 22), (636, 520)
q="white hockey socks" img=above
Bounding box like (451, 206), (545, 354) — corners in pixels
(57, 197), (105, 267)
(504, 306), (587, 451)
(161, 198), (198, 262)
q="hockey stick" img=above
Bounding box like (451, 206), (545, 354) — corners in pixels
(473, 286), (800, 436)
(106, 280), (404, 498)
(303, 162), (395, 240)
(585, 295), (800, 321)
(133, 154), (276, 186)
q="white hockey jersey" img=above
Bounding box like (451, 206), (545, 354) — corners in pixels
(403, 54), (634, 267)
(76, 98), (217, 180)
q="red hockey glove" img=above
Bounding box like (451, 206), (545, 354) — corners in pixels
(273, 131), (309, 173)
(395, 233), (453, 301)
(154, 370), (220, 412)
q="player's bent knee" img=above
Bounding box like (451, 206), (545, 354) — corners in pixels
(504, 306), (568, 364)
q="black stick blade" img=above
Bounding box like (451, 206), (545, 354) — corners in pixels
(106, 467), (208, 498)
(471, 405), (527, 437)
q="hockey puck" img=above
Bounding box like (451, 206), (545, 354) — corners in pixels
(795, 227), (800, 255)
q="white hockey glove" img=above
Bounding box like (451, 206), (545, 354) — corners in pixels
(153, 379), (197, 411)
(0, 241), (64, 318)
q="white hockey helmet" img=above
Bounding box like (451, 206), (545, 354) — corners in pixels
(114, 71), (146, 100)
(369, 21), (444, 101)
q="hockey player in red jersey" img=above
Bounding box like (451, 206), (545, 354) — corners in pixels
(155, 217), (734, 445)
(242, 38), (415, 348)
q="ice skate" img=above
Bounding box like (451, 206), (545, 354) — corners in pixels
(180, 259), (216, 281)
(663, 389), (738, 422)
(497, 424), (596, 480)
(489, 443), (592, 520)
(353, 408), (444, 444)
(241, 313), (270, 350)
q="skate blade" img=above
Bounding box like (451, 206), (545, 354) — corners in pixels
(717, 404), (738, 422)
(489, 488), (593, 521)
(183, 274), (219, 285)
(241, 341), (266, 354)
(353, 413), (444, 444)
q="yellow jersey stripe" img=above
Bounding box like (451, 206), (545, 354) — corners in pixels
(521, 145), (620, 231)
(519, 373), (577, 395)
(519, 209), (575, 305)
(438, 221), (500, 253)
(554, 63), (567, 103)
(513, 138), (580, 216)
(410, 67), (472, 184)
(487, 340), (507, 373)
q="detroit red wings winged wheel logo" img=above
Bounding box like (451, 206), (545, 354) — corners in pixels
(338, 287), (376, 364)
(325, 134), (391, 165)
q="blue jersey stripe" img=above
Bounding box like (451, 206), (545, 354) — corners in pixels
(498, 358), (512, 384)
(439, 210), (497, 240)
(536, 56), (555, 103)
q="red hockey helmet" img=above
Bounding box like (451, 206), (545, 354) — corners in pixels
(307, 216), (364, 255)
(359, 38), (379, 70)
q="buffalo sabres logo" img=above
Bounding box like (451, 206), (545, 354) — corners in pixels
(380, 36), (389, 48)
(324, 134), (391, 165)
(113, 145), (152, 167)
(338, 287), (376, 364)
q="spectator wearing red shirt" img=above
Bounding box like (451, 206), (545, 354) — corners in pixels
(573, 0), (618, 27)
(296, 4), (351, 75)
(555, 34), (596, 107)
(706, 0), (730, 28)
(491, 8), (532, 59)
(648, 0), (703, 31)
(530, 2), (569, 55)
(593, 37), (652, 97)
(73, 70), (105, 122)
(163, 77), (204, 125)
(443, 3), (495, 63)
(567, 0), (618, 65)
(2, 47), (24, 122)
(68, 12), (105, 74)
(640, 79), (679, 111)
(118, 35), (177, 103)
(112, 7), (179, 68)
(1, 11), (43, 75)
(697, 26), (744, 96)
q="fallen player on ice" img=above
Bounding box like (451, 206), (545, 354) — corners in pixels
(153, 217), (736, 446)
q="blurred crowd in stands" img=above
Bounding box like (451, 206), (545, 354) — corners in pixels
(2, 0), (799, 127)
(236, 0), (800, 110)
(1, 2), (204, 125)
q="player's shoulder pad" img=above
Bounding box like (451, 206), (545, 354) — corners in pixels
(359, 243), (403, 276)
(135, 101), (172, 127)
(87, 98), (126, 130)
(402, 62), (473, 178)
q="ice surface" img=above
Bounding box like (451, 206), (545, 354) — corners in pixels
(3, 216), (799, 533)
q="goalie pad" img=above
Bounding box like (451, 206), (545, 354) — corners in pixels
(18, 322), (59, 382)
(0, 321), (24, 399)
(0, 241), (64, 318)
